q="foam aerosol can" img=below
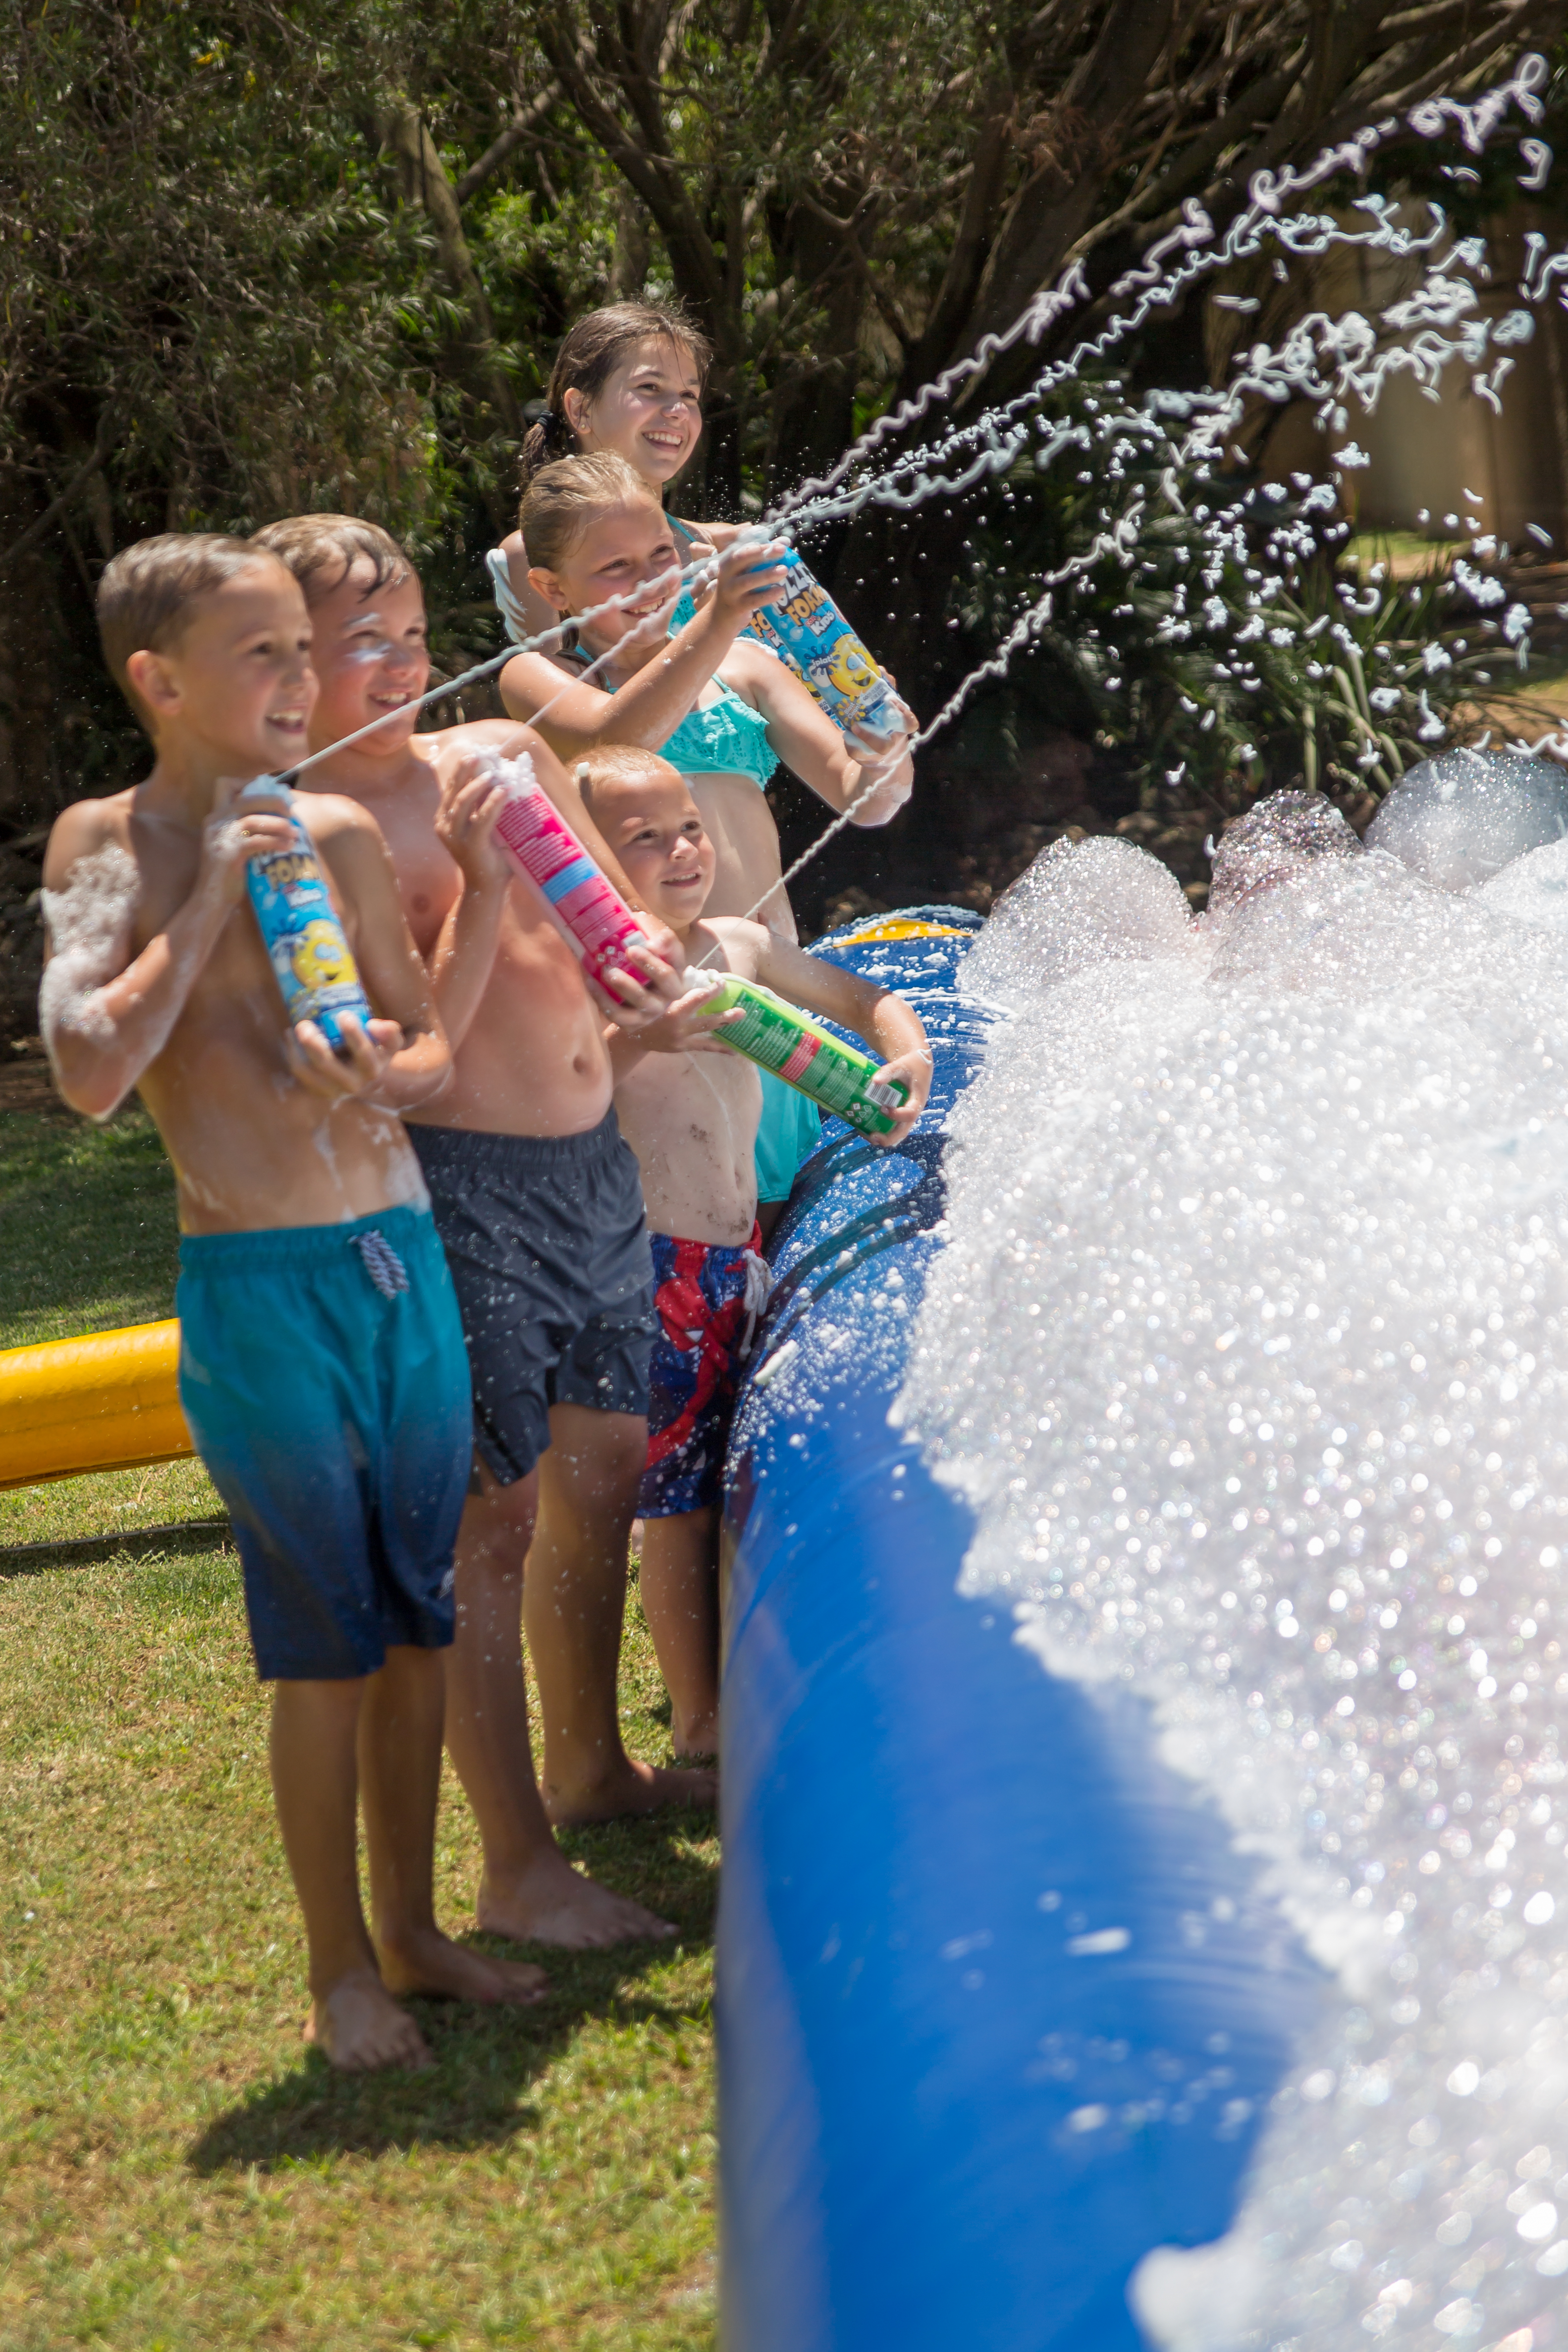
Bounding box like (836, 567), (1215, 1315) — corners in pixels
(699, 973), (909, 1137)
(475, 756), (909, 1131)
(482, 750), (653, 1001)
(746, 550), (906, 744)
(240, 778), (373, 1050)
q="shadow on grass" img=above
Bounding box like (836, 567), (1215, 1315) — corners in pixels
(0, 1520), (229, 1577)
(187, 1817), (719, 2173)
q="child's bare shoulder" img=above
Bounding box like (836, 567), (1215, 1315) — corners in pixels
(426, 717), (524, 759)
(700, 914), (769, 975)
(296, 794), (403, 913)
(43, 788), (136, 888)
(295, 789), (387, 850)
(714, 638), (774, 701)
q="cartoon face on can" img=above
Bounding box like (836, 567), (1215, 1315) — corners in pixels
(284, 919), (359, 998)
(807, 638), (880, 704)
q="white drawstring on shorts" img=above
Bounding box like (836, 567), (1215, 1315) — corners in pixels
(737, 1246), (773, 1361)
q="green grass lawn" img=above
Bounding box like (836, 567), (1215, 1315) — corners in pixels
(0, 1100), (186, 1347)
(0, 1104), (719, 2351)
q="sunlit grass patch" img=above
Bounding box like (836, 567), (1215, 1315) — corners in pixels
(1344, 526), (1455, 578)
(0, 1104), (182, 1350)
(0, 1537), (716, 2351)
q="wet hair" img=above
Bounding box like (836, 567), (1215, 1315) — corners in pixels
(520, 452), (662, 584)
(1207, 790), (1362, 916)
(574, 743), (685, 819)
(250, 513), (412, 604)
(518, 302), (712, 490)
(97, 532), (278, 733)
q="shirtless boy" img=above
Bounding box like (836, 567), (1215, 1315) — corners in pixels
(40, 533), (542, 2069)
(252, 516), (717, 1950)
(582, 746), (932, 1755)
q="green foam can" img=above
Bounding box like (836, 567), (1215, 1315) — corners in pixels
(701, 973), (909, 1137)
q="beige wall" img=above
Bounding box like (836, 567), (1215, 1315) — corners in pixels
(1352, 213), (1568, 547)
(1224, 207), (1568, 550)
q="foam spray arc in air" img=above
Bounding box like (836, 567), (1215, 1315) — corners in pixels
(896, 807), (1568, 2351)
(766, 51), (1554, 532)
(750, 47), (1568, 805)
(352, 47), (1568, 940)
(229, 55), (1568, 936)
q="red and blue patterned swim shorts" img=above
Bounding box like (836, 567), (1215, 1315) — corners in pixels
(639, 1227), (773, 1518)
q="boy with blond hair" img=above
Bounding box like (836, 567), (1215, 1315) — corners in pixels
(252, 514), (715, 1954)
(40, 533), (544, 2069)
(581, 744), (931, 1756)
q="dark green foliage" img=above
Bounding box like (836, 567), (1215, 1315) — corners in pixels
(0, 0), (1562, 918)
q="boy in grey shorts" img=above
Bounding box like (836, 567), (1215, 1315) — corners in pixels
(262, 513), (715, 1963)
(408, 1120), (655, 1486)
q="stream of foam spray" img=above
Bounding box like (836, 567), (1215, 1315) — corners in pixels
(896, 812), (1568, 2350)
(769, 52), (1552, 526)
(313, 50), (1568, 926)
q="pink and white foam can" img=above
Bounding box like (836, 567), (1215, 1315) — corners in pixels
(485, 752), (649, 999)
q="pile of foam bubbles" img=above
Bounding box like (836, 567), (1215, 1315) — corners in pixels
(897, 750), (1568, 2352)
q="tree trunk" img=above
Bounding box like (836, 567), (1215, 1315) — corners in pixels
(381, 102), (523, 528)
(765, 196), (868, 497)
(0, 468), (67, 834)
(609, 185), (651, 300)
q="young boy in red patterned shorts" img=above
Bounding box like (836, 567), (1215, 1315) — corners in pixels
(582, 746), (931, 1758)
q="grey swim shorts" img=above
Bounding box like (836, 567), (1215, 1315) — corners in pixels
(408, 1112), (657, 1486)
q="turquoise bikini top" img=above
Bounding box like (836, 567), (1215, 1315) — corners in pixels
(657, 677), (777, 789)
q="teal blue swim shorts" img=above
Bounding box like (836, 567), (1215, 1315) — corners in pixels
(754, 1070), (823, 1206)
(176, 1205), (471, 1681)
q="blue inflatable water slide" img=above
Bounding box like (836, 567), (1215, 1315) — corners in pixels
(718, 912), (1323, 2352)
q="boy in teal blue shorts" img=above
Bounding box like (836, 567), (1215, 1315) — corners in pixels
(40, 533), (545, 2070)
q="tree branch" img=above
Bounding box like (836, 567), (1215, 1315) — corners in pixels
(904, 76), (1017, 387)
(1066, 53), (1303, 264)
(962, 0), (1194, 351)
(535, 5), (741, 359)
(0, 408), (116, 579)
(454, 78), (563, 204)
(796, 191), (911, 346)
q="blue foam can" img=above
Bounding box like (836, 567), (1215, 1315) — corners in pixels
(747, 552), (905, 742)
(240, 779), (372, 1050)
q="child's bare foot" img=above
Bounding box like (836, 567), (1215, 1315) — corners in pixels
(672, 1709), (719, 1763)
(477, 1852), (678, 1948)
(305, 1968), (433, 2073)
(378, 1923), (549, 2007)
(543, 1757), (718, 1827)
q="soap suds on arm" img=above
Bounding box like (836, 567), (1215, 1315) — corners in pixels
(39, 843), (142, 1119)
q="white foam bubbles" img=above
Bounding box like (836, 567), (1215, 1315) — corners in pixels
(1365, 749), (1568, 893)
(38, 841), (139, 1111)
(898, 807), (1568, 2350)
(1480, 836), (1568, 937)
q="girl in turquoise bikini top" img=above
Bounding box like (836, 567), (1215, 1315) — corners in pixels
(535, 527), (778, 792)
(541, 616), (779, 793)
(627, 519), (776, 787)
(496, 454), (915, 946)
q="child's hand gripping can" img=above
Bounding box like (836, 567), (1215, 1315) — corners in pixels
(483, 750), (650, 1000)
(746, 550), (906, 744)
(698, 972), (909, 1137)
(240, 780), (373, 1050)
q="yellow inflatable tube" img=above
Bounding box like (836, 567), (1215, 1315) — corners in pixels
(0, 1319), (192, 1492)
